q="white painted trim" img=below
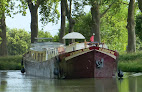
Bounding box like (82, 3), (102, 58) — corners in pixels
(65, 50), (92, 61)
(95, 49), (116, 59)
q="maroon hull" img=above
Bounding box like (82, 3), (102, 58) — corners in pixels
(94, 50), (117, 78)
(59, 46), (119, 78)
(63, 50), (95, 78)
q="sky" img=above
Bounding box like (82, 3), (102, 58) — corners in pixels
(6, 9), (60, 37)
(6, 1), (90, 37)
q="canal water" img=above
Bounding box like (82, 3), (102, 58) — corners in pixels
(0, 70), (142, 92)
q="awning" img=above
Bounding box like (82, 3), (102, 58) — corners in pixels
(62, 32), (85, 39)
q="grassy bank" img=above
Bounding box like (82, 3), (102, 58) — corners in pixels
(118, 51), (142, 72)
(0, 55), (22, 70)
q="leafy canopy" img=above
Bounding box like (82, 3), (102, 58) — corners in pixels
(18, 0), (60, 25)
(7, 28), (31, 55)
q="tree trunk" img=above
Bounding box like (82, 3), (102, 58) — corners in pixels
(27, 1), (38, 43)
(64, 0), (75, 33)
(138, 0), (142, 12)
(91, 3), (101, 43)
(30, 8), (38, 43)
(0, 13), (7, 56)
(59, 0), (66, 43)
(68, 0), (75, 33)
(126, 0), (136, 53)
(64, 0), (75, 43)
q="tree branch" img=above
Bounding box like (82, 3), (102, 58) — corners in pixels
(64, 0), (70, 20)
(100, 1), (115, 18)
(35, 0), (41, 9)
(26, 0), (33, 12)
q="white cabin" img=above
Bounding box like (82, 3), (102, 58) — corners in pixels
(29, 42), (65, 61)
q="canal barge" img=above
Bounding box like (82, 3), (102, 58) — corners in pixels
(22, 32), (119, 79)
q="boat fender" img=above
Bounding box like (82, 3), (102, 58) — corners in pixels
(54, 68), (59, 75)
(21, 66), (25, 73)
(55, 56), (60, 62)
(118, 70), (123, 78)
(96, 58), (104, 68)
(21, 58), (25, 73)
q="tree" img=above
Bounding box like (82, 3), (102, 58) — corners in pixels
(0, 13), (7, 56)
(126, 0), (136, 53)
(59, 0), (77, 43)
(0, 0), (8, 56)
(59, 0), (66, 43)
(7, 28), (31, 55)
(73, 4), (128, 52)
(81, 0), (117, 42)
(73, 13), (92, 41)
(20, 0), (60, 43)
(38, 30), (52, 38)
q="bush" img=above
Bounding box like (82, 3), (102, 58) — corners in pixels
(118, 52), (142, 72)
(0, 55), (22, 70)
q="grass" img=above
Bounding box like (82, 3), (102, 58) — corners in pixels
(0, 55), (22, 70)
(118, 51), (142, 72)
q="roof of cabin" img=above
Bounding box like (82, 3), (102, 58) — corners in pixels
(30, 42), (64, 51)
(63, 32), (85, 39)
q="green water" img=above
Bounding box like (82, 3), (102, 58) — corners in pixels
(0, 71), (142, 92)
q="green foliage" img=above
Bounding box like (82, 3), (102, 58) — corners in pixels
(38, 0), (60, 25)
(101, 2), (128, 52)
(15, 0), (28, 16)
(18, 0), (60, 25)
(118, 52), (142, 72)
(37, 30), (53, 42)
(7, 28), (31, 55)
(0, 30), (2, 44)
(53, 34), (59, 42)
(6, 28), (56, 55)
(74, 13), (92, 41)
(136, 37), (142, 51)
(0, 55), (22, 70)
(135, 14), (142, 40)
(0, 0), (8, 14)
(38, 30), (52, 38)
(73, 2), (128, 52)
(0, 0), (20, 17)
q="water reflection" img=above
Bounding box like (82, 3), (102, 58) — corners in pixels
(0, 71), (142, 92)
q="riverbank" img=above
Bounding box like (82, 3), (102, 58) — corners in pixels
(0, 55), (22, 70)
(0, 52), (142, 72)
(118, 51), (142, 72)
